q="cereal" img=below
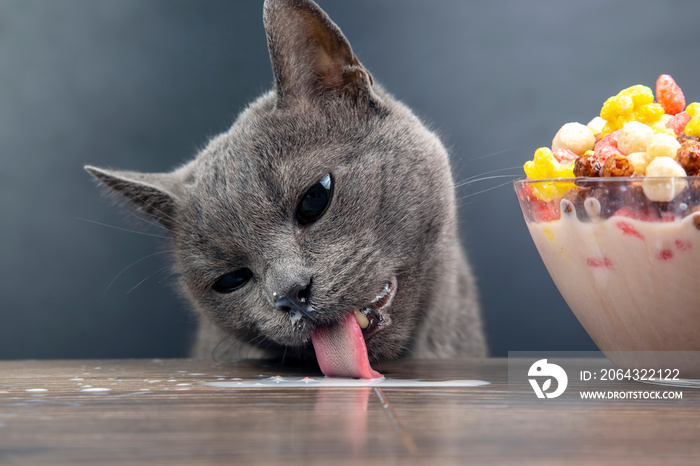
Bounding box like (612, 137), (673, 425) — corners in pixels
(666, 111), (691, 136)
(551, 122), (596, 155)
(678, 133), (700, 144)
(688, 103), (700, 117)
(677, 139), (700, 176)
(685, 115), (700, 138)
(552, 147), (579, 164)
(524, 147), (557, 180)
(523, 148), (575, 201)
(573, 154), (601, 177)
(617, 121), (653, 155)
(644, 154), (685, 178)
(650, 114), (676, 137)
(626, 152), (650, 175)
(593, 130), (622, 162)
(601, 154), (635, 177)
(643, 156), (688, 202)
(524, 74), (698, 205)
(600, 85), (664, 135)
(523, 147), (575, 180)
(646, 133), (682, 161)
(587, 116), (606, 139)
(656, 74), (686, 116)
(685, 103), (700, 138)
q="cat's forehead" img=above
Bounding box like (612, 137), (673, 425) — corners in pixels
(195, 124), (340, 196)
(182, 111), (351, 236)
(192, 101), (374, 191)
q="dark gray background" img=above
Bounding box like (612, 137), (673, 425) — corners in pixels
(2, 0), (699, 359)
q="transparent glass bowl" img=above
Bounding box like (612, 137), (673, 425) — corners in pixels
(514, 177), (700, 379)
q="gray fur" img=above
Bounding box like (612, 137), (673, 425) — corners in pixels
(86, 0), (486, 363)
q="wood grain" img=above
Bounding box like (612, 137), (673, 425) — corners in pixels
(0, 358), (698, 465)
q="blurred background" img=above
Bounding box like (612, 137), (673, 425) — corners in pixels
(2, 0), (699, 359)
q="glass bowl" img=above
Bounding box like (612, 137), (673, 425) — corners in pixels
(514, 177), (700, 379)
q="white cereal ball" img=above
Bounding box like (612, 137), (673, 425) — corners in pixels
(617, 121), (653, 155)
(643, 156), (688, 202)
(587, 116), (606, 139)
(626, 152), (650, 175)
(552, 122), (596, 155)
(646, 132), (682, 160)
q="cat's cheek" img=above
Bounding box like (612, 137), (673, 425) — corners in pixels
(193, 293), (253, 329)
(365, 330), (406, 362)
(367, 290), (421, 361)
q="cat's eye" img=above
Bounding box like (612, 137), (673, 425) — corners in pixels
(212, 268), (253, 293)
(297, 173), (333, 225)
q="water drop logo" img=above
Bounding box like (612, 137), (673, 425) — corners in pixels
(528, 359), (568, 399)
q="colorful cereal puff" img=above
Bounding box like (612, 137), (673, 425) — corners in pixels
(656, 74), (686, 116)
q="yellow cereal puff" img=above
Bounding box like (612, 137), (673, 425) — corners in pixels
(600, 85), (664, 135)
(523, 148), (575, 201)
(685, 115), (700, 138)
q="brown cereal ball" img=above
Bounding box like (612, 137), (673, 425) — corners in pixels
(573, 154), (601, 177)
(677, 133), (700, 145)
(677, 139), (700, 176)
(601, 154), (635, 177)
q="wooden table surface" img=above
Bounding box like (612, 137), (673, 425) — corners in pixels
(1, 358), (698, 465)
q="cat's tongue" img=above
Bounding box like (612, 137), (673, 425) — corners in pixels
(311, 312), (383, 379)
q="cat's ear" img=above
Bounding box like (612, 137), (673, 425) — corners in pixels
(85, 165), (188, 230)
(263, 0), (374, 106)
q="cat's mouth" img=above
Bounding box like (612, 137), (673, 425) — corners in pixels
(352, 277), (395, 341)
(311, 276), (397, 379)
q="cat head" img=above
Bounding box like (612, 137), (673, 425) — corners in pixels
(86, 0), (458, 364)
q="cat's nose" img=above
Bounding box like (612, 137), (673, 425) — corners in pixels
(274, 281), (315, 322)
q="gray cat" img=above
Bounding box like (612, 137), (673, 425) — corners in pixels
(86, 0), (485, 377)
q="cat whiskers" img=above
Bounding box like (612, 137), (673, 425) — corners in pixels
(465, 147), (517, 162)
(78, 214), (177, 295)
(157, 269), (178, 284)
(281, 346), (288, 365)
(455, 173), (521, 188)
(102, 250), (174, 298)
(456, 178), (520, 206)
(243, 333), (278, 360)
(235, 332), (268, 358)
(77, 217), (169, 239)
(212, 334), (236, 364)
(124, 207), (173, 234)
(453, 165), (523, 207)
(126, 264), (175, 294)
(454, 165), (522, 188)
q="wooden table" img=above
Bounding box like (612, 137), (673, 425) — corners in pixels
(1, 358), (698, 465)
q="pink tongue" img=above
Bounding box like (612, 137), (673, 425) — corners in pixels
(311, 312), (383, 379)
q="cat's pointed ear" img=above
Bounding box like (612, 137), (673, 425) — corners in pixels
(85, 165), (187, 230)
(263, 0), (374, 106)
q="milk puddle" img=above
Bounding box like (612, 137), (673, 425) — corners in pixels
(204, 376), (490, 388)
